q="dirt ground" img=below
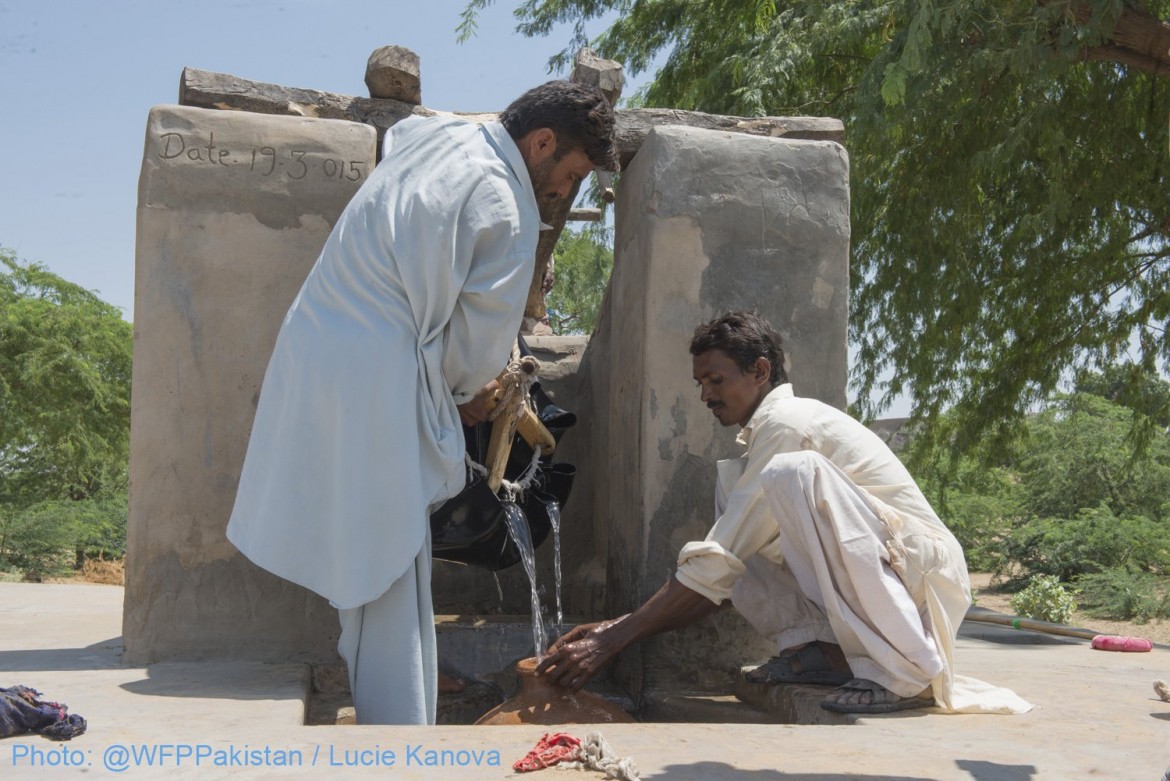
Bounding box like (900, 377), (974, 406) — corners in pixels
(970, 571), (1170, 646)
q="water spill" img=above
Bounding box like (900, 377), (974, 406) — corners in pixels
(548, 500), (564, 631)
(502, 501), (548, 660)
(491, 571), (504, 605)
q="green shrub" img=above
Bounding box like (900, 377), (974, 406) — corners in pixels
(995, 505), (1170, 584)
(0, 505), (78, 581)
(1076, 569), (1170, 623)
(1010, 574), (1076, 624)
(936, 486), (1019, 572)
(68, 493), (128, 562)
(0, 492), (126, 581)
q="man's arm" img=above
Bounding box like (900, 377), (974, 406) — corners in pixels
(441, 178), (536, 406)
(535, 400), (807, 691)
(535, 576), (724, 692)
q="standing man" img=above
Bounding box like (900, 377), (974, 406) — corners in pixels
(227, 81), (618, 725)
(538, 312), (1029, 715)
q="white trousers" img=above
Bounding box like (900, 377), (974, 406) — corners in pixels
(731, 451), (952, 698)
(337, 528), (437, 724)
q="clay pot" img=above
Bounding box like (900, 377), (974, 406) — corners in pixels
(474, 657), (636, 725)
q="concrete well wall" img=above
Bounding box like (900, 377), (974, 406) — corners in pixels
(125, 105), (375, 663)
(576, 126), (852, 698)
(126, 108), (851, 690)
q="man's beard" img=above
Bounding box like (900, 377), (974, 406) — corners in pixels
(527, 155), (563, 213)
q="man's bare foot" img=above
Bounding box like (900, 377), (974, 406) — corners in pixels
(820, 678), (934, 713)
(438, 671), (466, 694)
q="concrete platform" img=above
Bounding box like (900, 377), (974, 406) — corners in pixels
(2, 582), (1168, 779)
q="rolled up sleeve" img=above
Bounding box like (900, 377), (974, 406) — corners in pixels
(676, 541), (745, 604)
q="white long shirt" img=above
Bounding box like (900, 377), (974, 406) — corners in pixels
(675, 383), (967, 604)
(674, 386), (1031, 713)
(227, 117), (541, 609)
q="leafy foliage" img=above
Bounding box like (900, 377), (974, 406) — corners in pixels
(1075, 363), (1170, 428)
(1074, 362), (1170, 458)
(1010, 574), (1076, 624)
(999, 506), (1170, 582)
(465, 0), (1170, 459)
(912, 367), (1170, 600)
(0, 493), (127, 582)
(546, 224), (614, 334)
(913, 450), (1023, 571)
(0, 249), (131, 579)
(1019, 393), (1170, 523)
(1076, 567), (1170, 623)
(1, 249), (132, 502)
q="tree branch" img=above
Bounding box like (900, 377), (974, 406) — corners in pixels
(1048, 1), (1170, 77)
(1081, 43), (1170, 77)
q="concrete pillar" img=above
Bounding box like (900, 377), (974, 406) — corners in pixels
(588, 125), (851, 696)
(126, 105), (375, 663)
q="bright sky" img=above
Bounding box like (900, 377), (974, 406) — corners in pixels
(0, 0), (631, 321)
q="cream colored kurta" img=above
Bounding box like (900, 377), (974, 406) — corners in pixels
(227, 117), (541, 611)
(675, 385), (1030, 713)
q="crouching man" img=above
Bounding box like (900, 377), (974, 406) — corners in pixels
(537, 311), (1029, 714)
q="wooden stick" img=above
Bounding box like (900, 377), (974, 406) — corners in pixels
(485, 393), (522, 494)
(964, 607), (1100, 641)
(515, 406), (556, 455)
(482, 358), (558, 492)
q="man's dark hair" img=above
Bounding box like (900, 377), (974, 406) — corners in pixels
(500, 81), (619, 171)
(690, 311), (788, 386)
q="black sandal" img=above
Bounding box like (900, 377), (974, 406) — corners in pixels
(744, 644), (852, 686)
(820, 678), (935, 713)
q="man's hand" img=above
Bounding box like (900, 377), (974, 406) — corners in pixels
(546, 620), (604, 655)
(457, 379), (500, 426)
(536, 619), (625, 693)
(536, 578), (721, 693)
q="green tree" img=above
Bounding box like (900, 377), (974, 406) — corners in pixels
(0, 249), (132, 578)
(0, 249), (132, 502)
(0, 494), (127, 581)
(907, 366), (1170, 581)
(465, 0), (1170, 457)
(1020, 391), (1170, 522)
(546, 224), (614, 335)
(913, 448), (1024, 571)
(1075, 363), (1170, 427)
(1074, 362), (1170, 457)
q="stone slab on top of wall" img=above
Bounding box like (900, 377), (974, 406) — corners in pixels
(126, 105), (375, 664)
(594, 125), (851, 694)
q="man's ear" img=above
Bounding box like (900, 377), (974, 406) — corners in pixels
(753, 357), (772, 385)
(518, 127), (557, 165)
